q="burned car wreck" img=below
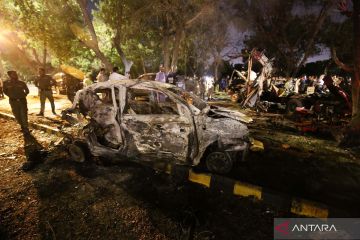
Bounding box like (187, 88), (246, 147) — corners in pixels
(62, 79), (255, 174)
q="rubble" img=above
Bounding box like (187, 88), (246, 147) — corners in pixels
(226, 49), (352, 138)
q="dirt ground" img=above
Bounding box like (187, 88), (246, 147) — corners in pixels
(1, 93), (360, 239)
(207, 101), (360, 213)
(243, 111), (360, 212)
(0, 118), (283, 240)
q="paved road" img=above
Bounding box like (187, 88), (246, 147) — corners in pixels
(0, 84), (71, 119)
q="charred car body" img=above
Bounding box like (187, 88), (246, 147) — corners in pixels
(62, 80), (254, 174)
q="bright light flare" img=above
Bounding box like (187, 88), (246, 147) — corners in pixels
(0, 30), (11, 45)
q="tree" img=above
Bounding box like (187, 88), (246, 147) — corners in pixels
(190, 7), (233, 81)
(96, 0), (140, 75)
(133, 0), (215, 72)
(329, 0), (360, 145)
(0, 0), (97, 75)
(352, 0), (360, 130)
(74, 0), (113, 71)
(0, 0), (45, 73)
(233, 0), (336, 77)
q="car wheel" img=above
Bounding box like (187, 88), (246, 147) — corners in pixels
(68, 142), (89, 163)
(286, 99), (303, 115)
(205, 151), (233, 174)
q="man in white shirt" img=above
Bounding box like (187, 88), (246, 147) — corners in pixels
(155, 65), (166, 83)
(205, 76), (215, 100)
(154, 65), (167, 102)
(108, 67), (127, 81)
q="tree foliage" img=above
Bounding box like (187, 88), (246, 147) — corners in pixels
(232, 0), (336, 77)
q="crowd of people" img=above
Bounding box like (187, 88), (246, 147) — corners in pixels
(0, 65), (354, 170)
(1, 63), (353, 137)
(270, 74), (352, 98)
(153, 64), (229, 101)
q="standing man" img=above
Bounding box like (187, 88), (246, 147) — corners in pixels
(109, 67), (127, 81)
(155, 65), (166, 83)
(34, 68), (57, 116)
(206, 76), (215, 101)
(3, 71), (30, 133)
(154, 65), (167, 102)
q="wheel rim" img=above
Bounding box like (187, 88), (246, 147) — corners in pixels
(206, 152), (232, 174)
(68, 144), (85, 162)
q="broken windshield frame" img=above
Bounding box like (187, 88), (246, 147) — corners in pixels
(166, 86), (207, 112)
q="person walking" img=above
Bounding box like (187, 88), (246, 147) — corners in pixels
(34, 68), (57, 116)
(3, 71), (30, 134)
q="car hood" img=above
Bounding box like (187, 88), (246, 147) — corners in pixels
(208, 106), (253, 123)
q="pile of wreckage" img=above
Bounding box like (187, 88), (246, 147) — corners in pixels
(61, 79), (264, 174)
(228, 48), (352, 131)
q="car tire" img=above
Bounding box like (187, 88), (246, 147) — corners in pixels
(205, 151), (233, 174)
(68, 141), (90, 163)
(286, 99), (303, 115)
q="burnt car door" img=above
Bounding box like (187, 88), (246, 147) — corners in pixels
(121, 86), (194, 163)
(85, 86), (123, 149)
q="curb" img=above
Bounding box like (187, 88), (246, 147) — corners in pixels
(147, 162), (337, 218)
(0, 111), (63, 137)
(0, 111), (337, 218)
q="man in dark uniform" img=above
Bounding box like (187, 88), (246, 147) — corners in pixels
(34, 68), (57, 116)
(3, 71), (30, 134)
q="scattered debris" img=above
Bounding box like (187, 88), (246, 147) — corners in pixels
(62, 80), (258, 174)
(282, 144), (291, 149)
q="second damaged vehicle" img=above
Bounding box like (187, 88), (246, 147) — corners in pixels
(62, 79), (256, 174)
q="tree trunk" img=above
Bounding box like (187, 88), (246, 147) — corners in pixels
(76, 0), (113, 71)
(43, 40), (47, 70)
(31, 48), (41, 65)
(113, 35), (133, 77)
(292, 0), (336, 77)
(171, 27), (183, 70)
(111, 3), (132, 76)
(340, 0), (360, 147)
(214, 62), (219, 82)
(352, 0), (360, 127)
(93, 48), (113, 72)
(163, 34), (171, 72)
(331, 47), (353, 72)
(141, 56), (146, 74)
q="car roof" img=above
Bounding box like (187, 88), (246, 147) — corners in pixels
(86, 79), (174, 90)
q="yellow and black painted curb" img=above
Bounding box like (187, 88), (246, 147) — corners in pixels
(0, 112), (63, 137)
(0, 111), (336, 218)
(148, 161), (335, 219)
